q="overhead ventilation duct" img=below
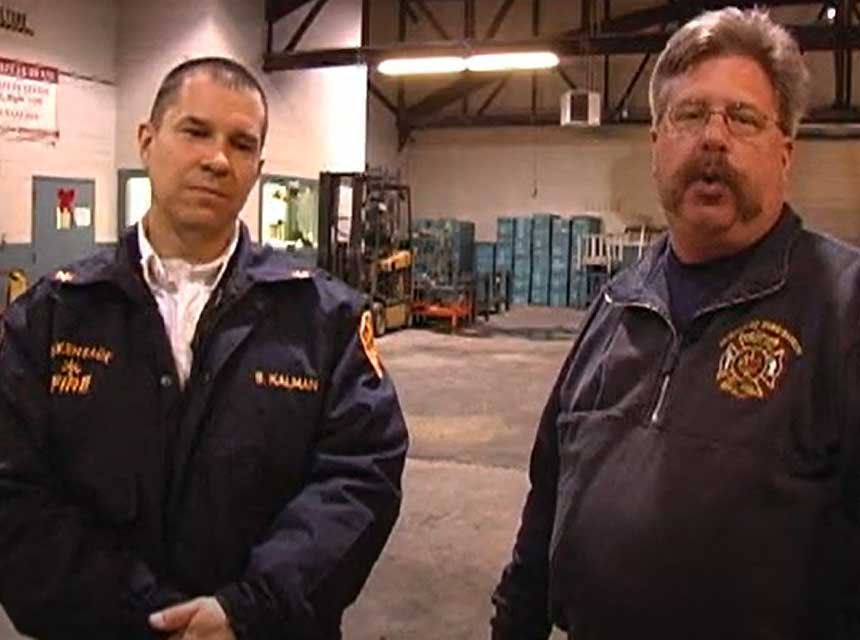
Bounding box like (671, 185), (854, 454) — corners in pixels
(561, 90), (601, 127)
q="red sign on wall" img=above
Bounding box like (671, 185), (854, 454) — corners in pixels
(0, 57), (58, 139)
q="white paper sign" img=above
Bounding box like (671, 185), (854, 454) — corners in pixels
(73, 206), (91, 228)
(0, 57), (58, 136)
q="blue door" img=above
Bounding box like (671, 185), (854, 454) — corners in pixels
(32, 176), (97, 280)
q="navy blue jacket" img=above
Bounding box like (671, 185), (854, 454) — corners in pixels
(0, 224), (408, 639)
(492, 209), (860, 640)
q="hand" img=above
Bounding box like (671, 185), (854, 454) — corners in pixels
(149, 596), (236, 640)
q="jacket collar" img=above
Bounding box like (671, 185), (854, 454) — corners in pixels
(52, 222), (319, 297)
(607, 205), (802, 319)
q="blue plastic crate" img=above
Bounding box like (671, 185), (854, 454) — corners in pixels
(532, 213), (557, 228)
(513, 217), (532, 296)
(512, 281), (531, 305)
(514, 217), (532, 240)
(415, 217), (476, 285)
(496, 245), (513, 275)
(475, 242), (496, 275)
(497, 217), (515, 238)
(569, 270), (589, 308)
(549, 283), (569, 307)
(571, 215), (602, 237)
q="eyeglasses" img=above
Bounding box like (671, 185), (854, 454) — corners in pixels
(665, 100), (778, 138)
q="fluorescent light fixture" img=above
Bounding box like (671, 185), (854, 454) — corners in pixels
(377, 51), (561, 76)
(378, 56), (467, 76)
(466, 51), (559, 72)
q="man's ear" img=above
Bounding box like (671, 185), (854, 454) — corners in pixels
(138, 122), (155, 166)
(650, 126), (660, 177)
(781, 136), (794, 180)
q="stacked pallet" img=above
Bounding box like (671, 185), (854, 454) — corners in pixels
(550, 218), (572, 307)
(512, 218), (532, 305)
(414, 218), (476, 286)
(569, 216), (602, 308)
(530, 214), (556, 307)
(489, 213), (605, 308)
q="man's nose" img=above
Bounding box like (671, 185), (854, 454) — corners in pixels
(700, 111), (730, 152)
(201, 143), (230, 175)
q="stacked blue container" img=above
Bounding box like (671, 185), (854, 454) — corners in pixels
(530, 213), (556, 306)
(550, 218), (572, 307)
(474, 242), (496, 275)
(569, 215), (603, 308)
(496, 218), (515, 281)
(512, 217), (532, 304)
(450, 219), (476, 279)
(414, 218), (476, 285)
(413, 218), (436, 281)
(474, 242), (496, 308)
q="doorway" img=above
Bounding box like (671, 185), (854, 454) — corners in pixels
(31, 176), (97, 279)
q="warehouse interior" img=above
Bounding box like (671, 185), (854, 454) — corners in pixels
(2, 0), (860, 637)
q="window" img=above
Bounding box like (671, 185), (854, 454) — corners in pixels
(117, 169), (151, 230)
(259, 176), (319, 251)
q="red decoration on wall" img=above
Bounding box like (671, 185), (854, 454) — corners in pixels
(57, 188), (75, 212)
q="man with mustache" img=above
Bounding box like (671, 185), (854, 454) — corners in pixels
(0, 57), (407, 639)
(493, 8), (860, 640)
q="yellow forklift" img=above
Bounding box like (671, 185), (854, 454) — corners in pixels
(317, 169), (413, 336)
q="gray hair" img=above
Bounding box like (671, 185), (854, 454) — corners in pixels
(648, 7), (810, 137)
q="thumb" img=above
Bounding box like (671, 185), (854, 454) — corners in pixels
(149, 598), (203, 631)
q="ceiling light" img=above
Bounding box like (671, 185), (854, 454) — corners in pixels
(466, 51), (560, 72)
(826, 7), (837, 20)
(378, 56), (467, 76)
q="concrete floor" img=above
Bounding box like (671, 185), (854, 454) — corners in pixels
(0, 306), (582, 639)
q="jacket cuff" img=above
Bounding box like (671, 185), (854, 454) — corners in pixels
(126, 560), (188, 612)
(216, 581), (261, 640)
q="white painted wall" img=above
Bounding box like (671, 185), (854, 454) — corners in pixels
(792, 138), (860, 243)
(116, 0), (368, 241)
(0, 0), (117, 243)
(406, 126), (656, 240)
(407, 125), (860, 244)
(366, 91), (406, 172)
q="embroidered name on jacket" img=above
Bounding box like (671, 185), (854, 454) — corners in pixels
(51, 341), (114, 365)
(49, 341), (115, 396)
(254, 370), (319, 392)
(716, 320), (802, 400)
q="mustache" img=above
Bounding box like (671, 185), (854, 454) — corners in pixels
(659, 152), (761, 222)
(676, 153), (743, 192)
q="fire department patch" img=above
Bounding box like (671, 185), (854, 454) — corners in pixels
(716, 320), (802, 400)
(359, 310), (384, 379)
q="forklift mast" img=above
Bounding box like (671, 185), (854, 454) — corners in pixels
(317, 169), (414, 334)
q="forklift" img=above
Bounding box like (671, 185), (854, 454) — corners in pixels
(317, 169), (413, 336)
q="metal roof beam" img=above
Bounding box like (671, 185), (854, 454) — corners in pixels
(486, 0), (517, 39)
(266, 0), (316, 23)
(263, 25), (860, 70)
(563, 0), (831, 36)
(284, 0), (330, 51)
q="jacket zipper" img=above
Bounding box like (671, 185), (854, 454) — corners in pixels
(604, 292), (678, 429)
(650, 373), (671, 425)
(189, 286), (235, 384)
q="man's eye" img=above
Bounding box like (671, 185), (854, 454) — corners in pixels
(674, 106), (705, 121)
(729, 108), (762, 126)
(184, 128), (207, 137)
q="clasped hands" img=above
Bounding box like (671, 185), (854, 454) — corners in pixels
(149, 596), (236, 640)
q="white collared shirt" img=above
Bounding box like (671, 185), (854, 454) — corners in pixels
(137, 219), (239, 388)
